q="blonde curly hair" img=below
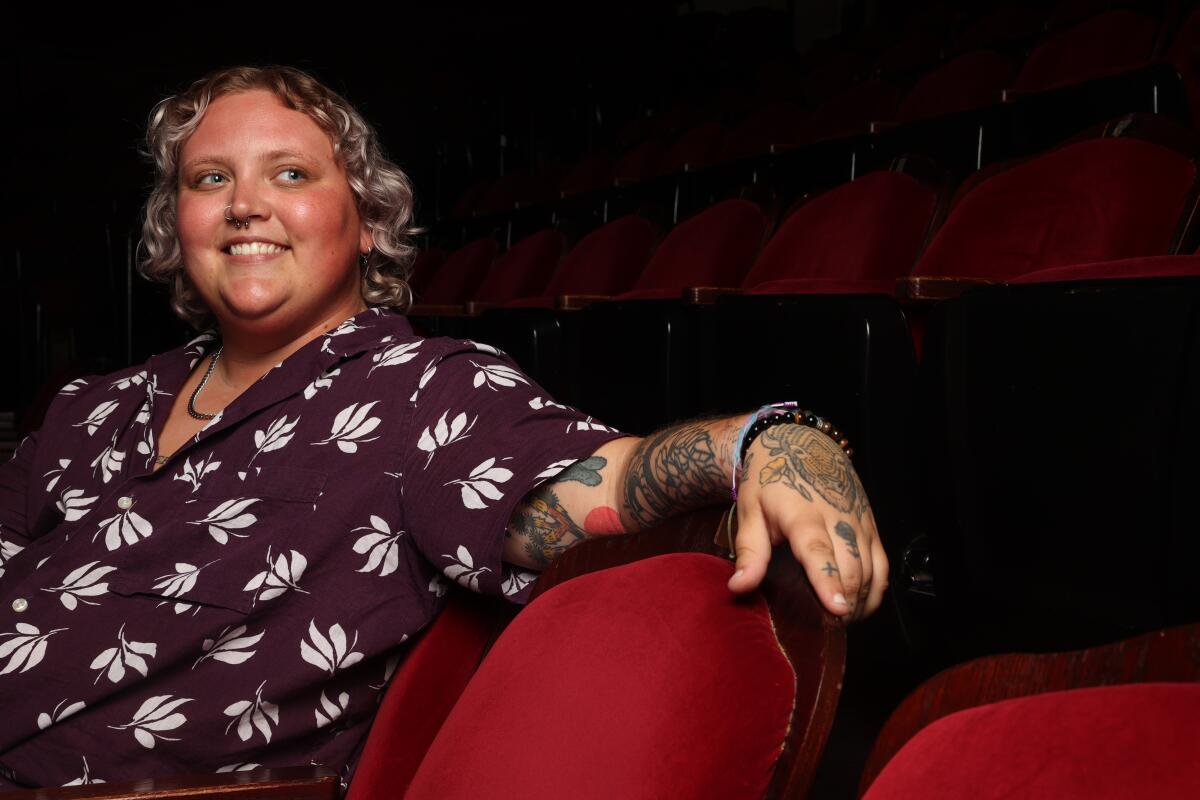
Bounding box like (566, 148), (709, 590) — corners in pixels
(140, 65), (417, 329)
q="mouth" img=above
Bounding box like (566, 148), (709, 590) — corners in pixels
(221, 238), (290, 256)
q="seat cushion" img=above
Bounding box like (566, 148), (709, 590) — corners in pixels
(864, 683), (1200, 800)
(405, 553), (796, 800)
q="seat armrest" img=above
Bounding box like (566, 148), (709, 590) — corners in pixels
(462, 300), (496, 316)
(555, 294), (612, 311)
(684, 286), (743, 304)
(3, 766), (339, 799)
(897, 275), (995, 303)
(407, 303), (468, 317)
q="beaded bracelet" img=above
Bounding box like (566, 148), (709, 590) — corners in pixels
(731, 403), (853, 500)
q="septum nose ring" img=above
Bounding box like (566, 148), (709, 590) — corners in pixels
(223, 205), (250, 230)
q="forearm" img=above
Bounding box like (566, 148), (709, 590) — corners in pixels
(502, 416), (748, 569)
(618, 415), (746, 532)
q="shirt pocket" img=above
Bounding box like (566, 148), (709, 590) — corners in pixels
(108, 467), (328, 616)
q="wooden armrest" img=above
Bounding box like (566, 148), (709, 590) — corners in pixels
(3, 766), (338, 799)
(555, 294), (611, 311)
(462, 300), (497, 316)
(407, 303), (467, 317)
(897, 275), (995, 303)
(683, 286), (742, 304)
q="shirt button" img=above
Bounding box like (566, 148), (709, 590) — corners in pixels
(11, 598), (28, 613)
(117, 496), (134, 510)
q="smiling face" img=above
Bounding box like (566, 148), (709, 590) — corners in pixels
(176, 89), (371, 345)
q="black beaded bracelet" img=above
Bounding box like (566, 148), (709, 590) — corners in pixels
(737, 408), (853, 468)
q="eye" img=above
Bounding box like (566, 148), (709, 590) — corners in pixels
(194, 172), (226, 187)
(276, 167), (306, 183)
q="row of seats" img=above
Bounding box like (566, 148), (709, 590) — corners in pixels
(450, 6), (1199, 222)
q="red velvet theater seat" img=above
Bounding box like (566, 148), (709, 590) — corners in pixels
(1010, 10), (1160, 94)
(863, 684), (1200, 800)
(404, 554), (800, 800)
(615, 198), (767, 300)
(502, 215), (659, 309)
(1010, 253), (1200, 284)
(896, 50), (1016, 123)
(416, 237), (498, 306)
(913, 133), (1199, 283)
(741, 167), (942, 296)
(468, 229), (565, 308)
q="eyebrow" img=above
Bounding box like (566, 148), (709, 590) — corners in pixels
(181, 149), (321, 174)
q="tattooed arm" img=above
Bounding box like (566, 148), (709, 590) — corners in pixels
(503, 415), (886, 620)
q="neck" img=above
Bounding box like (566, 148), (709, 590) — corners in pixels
(213, 301), (367, 390)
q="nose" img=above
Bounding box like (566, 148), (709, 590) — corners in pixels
(227, 176), (271, 226)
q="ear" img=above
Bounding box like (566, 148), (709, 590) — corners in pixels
(359, 224), (375, 256)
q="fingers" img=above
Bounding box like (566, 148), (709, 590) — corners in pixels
(863, 534), (889, 618)
(785, 522), (851, 617)
(728, 504), (772, 594)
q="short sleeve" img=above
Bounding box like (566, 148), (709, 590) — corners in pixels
(400, 342), (628, 603)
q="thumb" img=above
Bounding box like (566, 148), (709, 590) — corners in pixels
(728, 503), (771, 594)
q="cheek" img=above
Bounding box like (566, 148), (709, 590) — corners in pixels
(287, 189), (359, 250)
(175, 195), (221, 253)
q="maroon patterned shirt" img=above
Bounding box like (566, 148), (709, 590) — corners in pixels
(0, 308), (625, 789)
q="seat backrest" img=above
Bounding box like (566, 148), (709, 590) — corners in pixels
(742, 169), (941, 289)
(897, 50), (1016, 122)
(1011, 10), (1160, 93)
(915, 135), (1198, 280)
(346, 591), (510, 800)
(859, 622), (1200, 796)
(653, 121), (729, 175)
(613, 139), (667, 186)
(419, 238), (498, 305)
(626, 198), (767, 295)
(799, 80), (903, 144)
(471, 229), (565, 304)
(404, 505), (844, 800)
(560, 153), (615, 197)
(540, 215), (658, 298)
(407, 247), (447, 296)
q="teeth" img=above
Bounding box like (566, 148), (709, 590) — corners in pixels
(228, 242), (286, 255)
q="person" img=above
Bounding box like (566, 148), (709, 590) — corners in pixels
(0, 66), (885, 790)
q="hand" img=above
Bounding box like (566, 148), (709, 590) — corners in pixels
(727, 424), (887, 621)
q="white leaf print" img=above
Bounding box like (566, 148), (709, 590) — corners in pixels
(244, 547), (309, 606)
(136, 425), (155, 466)
(73, 400), (120, 436)
(189, 498), (259, 545)
(370, 650), (404, 691)
(352, 516), (404, 577)
(56, 488), (98, 522)
(38, 698), (86, 730)
(428, 574), (448, 598)
(216, 763), (262, 773)
(409, 358), (438, 402)
(89, 433), (126, 484)
(173, 453), (222, 493)
(151, 561), (217, 613)
(43, 459), (71, 493)
(535, 459), (575, 479)
(42, 560), (117, 610)
(465, 340), (505, 357)
(108, 694), (192, 749)
(194, 624), (264, 669)
(110, 370), (147, 391)
(0, 534), (24, 579)
(416, 410), (477, 467)
(312, 402), (381, 453)
(94, 508), (153, 552)
(90, 623), (157, 684)
(0, 624), (66, 675)
(58, 378), (88, 395)
(300, 619), (364, 675)
(444, 457), (513, 510)
(441, 545), (491, 592)
(369, 341), (421, 375)
(303, 367), (341, 400)
(134, 400), (151, 426)
(471, 360), (530, 391)
(62, 756), (105, 785)
(571, 416), (618, 433)
(250, 415), (300, 464)
(315, 690), (351, 729)
(223, 681), (278, 743)
(529, 396), (569, 411)
(501, 566), (539, 597)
